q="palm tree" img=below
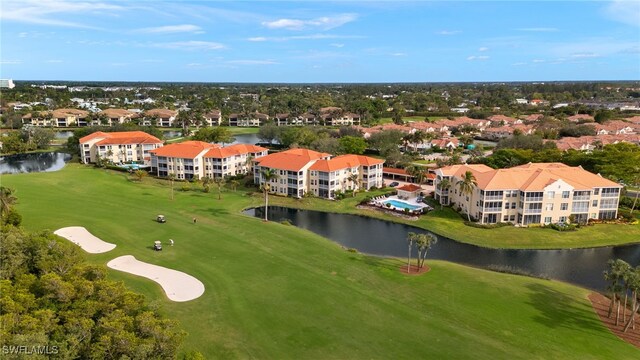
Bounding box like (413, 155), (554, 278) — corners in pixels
(230, 179), (240, 192)
(213, 176), (226, 200)
(456, 171), (477, 222)
(168, 174), (176, 200)
(406, 165), (426, 184)
(348, 173), (359, 196)
(415, 233), (438, 269)
(261, 169), (279, 221)
(604, 259), (628, 321)
(623, 266), (640, 332)
(406, 232), (418, 273)
(0, 186), (18, 219)
(132, 170), (147, 182)
(202, 176), (212, 193)
(437, 178), (451, 210)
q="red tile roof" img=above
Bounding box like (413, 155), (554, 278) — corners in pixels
(397, 184), (422, 192)
(255, 148), (330, 172)
(80, 131), (162, 145)
(383, 167), (409, 175)
(309, 154), (384, 172)
(204, 144), (268, 158)
(149, 141), (218, 158)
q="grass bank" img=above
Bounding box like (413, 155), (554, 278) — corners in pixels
(2, 165), (638, 358)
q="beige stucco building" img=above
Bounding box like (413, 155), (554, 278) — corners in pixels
(254, 149), (384, 199)
(434, 163), (622, 225)
(149, 141), (268, 180)
(79, 131), (163, 165)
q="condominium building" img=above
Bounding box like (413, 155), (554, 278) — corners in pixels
(228, 112), (269, 127)
(308, 155), (384, 198)
(254, 149), (384, 199)
(79, 131), (163, 165)
(144, 109), (178, 127)
(149, 141), (268, 180)
(434, 163), (622, 226)
(101, 108), (137, 126)
(203, 144), (268, 178)
(23, 108), (89, 127)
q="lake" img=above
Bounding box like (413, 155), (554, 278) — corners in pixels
(244, 206), (640, 291)
(0, 152), (72, 174)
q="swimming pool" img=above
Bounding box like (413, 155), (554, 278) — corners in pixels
(118, 164), (141, 170)
(382, 199), (422, 211)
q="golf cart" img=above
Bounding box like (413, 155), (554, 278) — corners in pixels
(154, 241), (162, 251)
(156, 215), (166, 223)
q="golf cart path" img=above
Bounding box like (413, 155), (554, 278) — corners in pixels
(107, 255), (205, 302)
(54, 226), (116, 254)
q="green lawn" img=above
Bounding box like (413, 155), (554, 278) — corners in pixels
(3, 165), (638, 358)
(265, 194), (640, 249)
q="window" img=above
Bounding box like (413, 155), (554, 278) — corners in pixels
(562, 191), (570, 199)
(560, 203), (568, 211)
(544, 217), (552, 224)
(503, 215), (509, 222)
(509, 215), (516, 222)
(592, 200), (598, 207)
(593, 188), (599, 195)
(511, 202), (516, 209)
(559, 216), (567, 223)
(545, 203), (554, 211)
(546, 191), (555, 199)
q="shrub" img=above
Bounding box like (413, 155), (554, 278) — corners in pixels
(180, 184), (191, 192)
(279, 219), (293, 226)
(347, 248), (358, 253)
(2, 209), (22, 226)
(542, 223), (578, 231)
(463, 221), (513, 229)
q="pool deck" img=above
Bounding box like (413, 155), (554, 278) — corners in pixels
(370, 195), (431, 213)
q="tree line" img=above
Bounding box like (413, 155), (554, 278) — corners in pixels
(0, 188), (193, 359)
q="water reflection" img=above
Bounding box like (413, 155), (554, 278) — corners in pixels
(245, 206), (640, 291)
(0, 152), (71, 174)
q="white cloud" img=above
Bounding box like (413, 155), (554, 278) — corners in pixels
(262, 14), (357, 31)
(330, 43), (345, 48)
(186, 63), (203, 67)
(151, 41), (225, 51)
(390, 53), (407, 57)
(45, 60), (63, 63)
(437, 30), (461, 35)
(0, 60), (22, 64)
(135, 24), (204, 34)
(517, 27), (558, 32)
(226, 60), (279, 65)
(604, 0), (640, 27)
(467, 55), (489, 61)
(571, 53), (599, 58)
(1, 0), (124, 28)
(478, 47), (489, 52)
(532, 59), (545, 63)
(512, 62), (527, 66)
(246, 34), (364, 42)
(18, 32), (28, 38)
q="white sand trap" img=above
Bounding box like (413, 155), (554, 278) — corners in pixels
(54, 226), (116, 253)
(107, 255), (205, 302)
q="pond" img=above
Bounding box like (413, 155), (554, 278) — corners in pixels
(244, 206), (640, 291)
(223, 133), (279, 146)
(163, 130), (183, 139)
(54, 130), (75, 140)
(0, 152), (72, 174)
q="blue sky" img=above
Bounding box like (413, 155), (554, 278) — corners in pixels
(1, 1), (639, 82)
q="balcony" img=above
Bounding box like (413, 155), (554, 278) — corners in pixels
(601, 193), (619, 198)
(484, 207), (503, 212)
(573, 195), (591, 201)
(524, 209), (542, 214)
(524, 197), (543, 202)
(483, 196), (503, 201)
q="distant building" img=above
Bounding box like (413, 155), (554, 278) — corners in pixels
(0, 79), (15, 89)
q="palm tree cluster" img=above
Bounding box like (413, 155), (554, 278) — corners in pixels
(406, 232), (438, 273)
(604, 259), (640, 332)
(0, 186), (18, 220)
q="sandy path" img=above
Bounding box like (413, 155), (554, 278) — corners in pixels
(107, 255), (205, 302)
(54, 226), (116, 253)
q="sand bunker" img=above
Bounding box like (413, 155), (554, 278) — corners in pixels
(107, 255), (205, 302)
(54, 226), (116, 253)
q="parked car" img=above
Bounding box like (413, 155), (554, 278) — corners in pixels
(156, 215), (166, 223)
(389, 182), (400, 187)
(154, 241), (162, 251)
